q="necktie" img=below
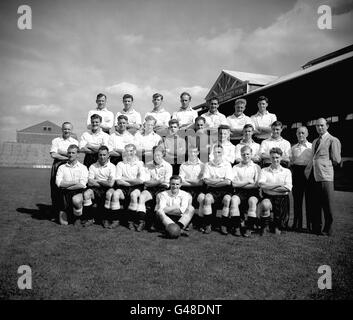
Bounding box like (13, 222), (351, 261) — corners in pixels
(314, 136), (322, 153)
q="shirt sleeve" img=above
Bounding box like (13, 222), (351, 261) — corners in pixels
(88, 165), (95, 180)
(135, 112), (142, 126)
(79, 133), (88, 149)
(56, 165), (64, 187)
(79, 166), (89, 186)
(254, 164), (261, 184)
(137, 162), (145, 181)
(156, 192), (167, 212)
(283, 169), (292, 191)
(258, 168), (267, 185)
(104, 111), (114, 130)
(102, 133), (110, 148)
(115, 162), (123, 179)
(50, 138), (59, 153)
(87, 111), (93, 127)
(259, 140), (269, 157)
(180, 192), (190, 214)
(163, 162), (173, 185)
(107, 134), (115, 152)
(234, 145), (241, 162)
(171, 111), (177, 120)
(228, 144), (236, 164)
(330, 137), (342, 165)
(179, 164), (186, 181)
(225, 163), (233, 180)
(203, 163), (210, 179)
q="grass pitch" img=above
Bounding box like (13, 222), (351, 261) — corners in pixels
(0, 168), (352, 300)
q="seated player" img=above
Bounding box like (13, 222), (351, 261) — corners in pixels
(82, 146), (116, 228)
(158, 119), (186, 175)
(55, 144), (88, 226)
(135, 146), (173, 231)
(230, 146), (261, 237)
(108, 114), (135, 165)
(234, 124), (260, 164)
(134, 115), (162, 163)
(179, 145), (204, 228)
(155, 175), (194, 238)
(110, 144), (145, 230)
(209, 124), (236, 165)
(258, 147), (293, 235)
(50, 122), (78, 220)
(197, 145), (233, 234)
(79, 114), (110, 168)
(259, 121), (291, 167)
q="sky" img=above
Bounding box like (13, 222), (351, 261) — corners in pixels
(0, 0), (352, 142)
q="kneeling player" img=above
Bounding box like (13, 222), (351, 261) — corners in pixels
(136, 146), (173, 231)
(83, 146), (116, 228)
(258, 147), (292, 235)
(155, 175), (194, 238)
(231, 145), (261, 237)
(110, 144), (145, 230)
(55, 144), (88, 225)
(198, 145), (233, 234)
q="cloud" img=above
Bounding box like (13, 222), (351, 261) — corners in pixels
(105, 82), (155, 98)
(0, 116), (20, 126)
(115, 34), (144, 45)
(21, 104), (62, 116)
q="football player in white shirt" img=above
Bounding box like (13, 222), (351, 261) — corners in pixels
(230, 146), (261, 237)
(172, 92), (198, 130)
(209, 125), (236, 165)
(111, 144), (145, 231)
(202, 97), (228, 130)
(258, 147), (292, 235)
(234, 124), (261, 164)
(155, 175), (194, 238)
(135, 146), (173, 231)
(82, 146), (116, 228)
(259, 121), (291, 168)
(86, 93), (114, 134)
(251, 96), (277, 143)
(50, 122), (78, 219)
(114, 94), (142, 134)
(108, 115), (135, 165)
(80, 114), (110, 169)
(55, 144), (88, 226)
(290, 126), (312, 231)
(144, 93), (171, 135)
(198, 145), (233, 234)
(227, 98), (254, 144)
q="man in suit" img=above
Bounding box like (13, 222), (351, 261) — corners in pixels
(305, 118), (341, 236)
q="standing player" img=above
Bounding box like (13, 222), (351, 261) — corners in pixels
(231, 146), (261, 237)
(55, 144), (88, 226)
(86, 93), (114, 134)
(209, 125), (236, 165)
(82, 146), (116, 228)
(290, 126), (312, 231)
(171, 92), (198, 130)
(110, 144), (145, 230)
(108, 114), (135, 165)
(198, 145), (233, 234)
(234, 124), (260, 164)
(226, 98), (254, 145)
(114, 94), (142, 134)
(155, 175), (194, 238)
(135, 146), (173, 231)
(144, 93), (171, 135)
(251, 96), (277, 143)
(50, 122), (78, 220)
(202, 97), (228, 130)
(80, 114), (110, 168)
(259, 121), (291, 168)
(258, 147), (292, 235)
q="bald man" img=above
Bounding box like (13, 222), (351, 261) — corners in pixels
(305, 118), (341, 236)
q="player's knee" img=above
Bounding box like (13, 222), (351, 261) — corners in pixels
(204, 194), (214, 205)
(260, 199), (272, 211)
(248, 196), (258, 206)
(197, 193), (205, 203)
(231, 195), (240, 206)
(222, 195), (231, 206)
(112, 190), (122, 202)
(83, 189), (92, 200)
(72, 195), (82, 207)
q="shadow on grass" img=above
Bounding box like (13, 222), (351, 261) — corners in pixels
(16, 203), (55, 221)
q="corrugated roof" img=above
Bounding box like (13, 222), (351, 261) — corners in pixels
(223, 70), (278, 85)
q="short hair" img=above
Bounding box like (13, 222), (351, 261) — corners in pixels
(243, 123), (254, 131)
(180, 92), (192, 100)
(235, 98), (247, 106)
(257, 96), (268, 103)
(123, 94), (134, 101)
(271, 120), (283, 128)
(152, 145), (166, 157)
(98, 145), (109, 153)
(218, 124), (230, 131)
(67, 144), (79, 152)
(194, 116), (206, 124)
(269, 147), (283, 156)
(144, 115), (157, 124)
(168, 119), (179, 127)
(209, 97), (219, 104)
(240, 145), (252, 153)
(62, 122), (72, 128)
(153, 93), (163, 100)
(96, 93), (106, 100)
(125, 143), (136, 151)
(170, 175), (182, 182)
(117, 115), (128, 122)
(91, 114), (102, 122)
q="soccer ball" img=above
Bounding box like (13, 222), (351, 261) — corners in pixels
(166, 223), (181, 239)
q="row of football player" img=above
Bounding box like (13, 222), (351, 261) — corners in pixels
(52, 142), (292, 238)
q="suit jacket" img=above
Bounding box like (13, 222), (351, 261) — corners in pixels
(305, 132), (341, 182)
